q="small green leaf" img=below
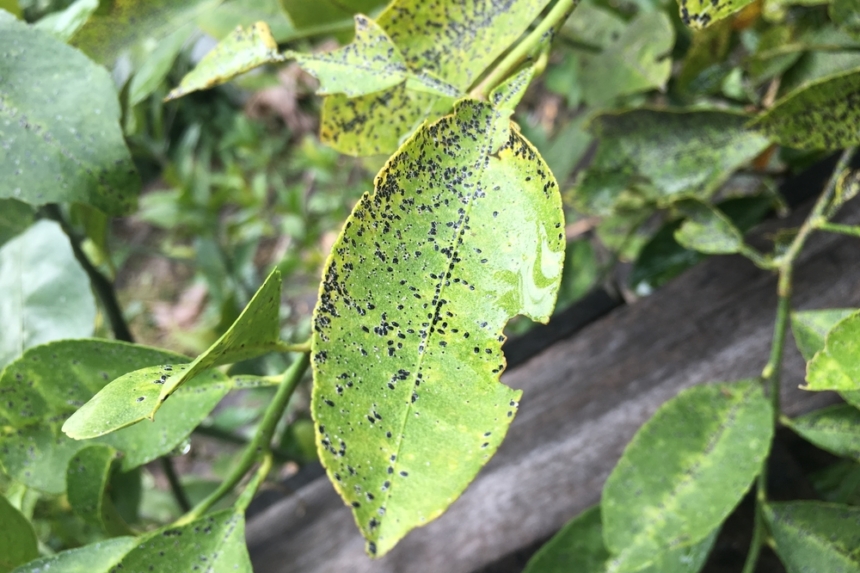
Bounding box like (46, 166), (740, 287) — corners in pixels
(0, 221), (96, 369)
(312, 99), (564, 557)
(0, 494), (37, 573)
(490, 65), (536, 114)
(10, 537), (138, 573)
(0, 340), (229, 492)
(70, 0), (222, 65)
(129, 23), (195, 107)
(806, 311), (860, 391)
(0, 19), (139, 214)
(751, 69), (860, 150)
(765, 501), (860, 572)
(579, 11), (674, 106)
(67, 445), (132, 536)
(64, 270), (282, 437)
(573, 109), (771, 216)
(32, 0), (98, 41)
(674, 200), (743, 254)
(291, 15), (407, 97)
(523, 505), (718, 573)
(677, 0), (755, 29)
(786, 405), (860, 461)
(165, 21), (283, 101)
(791, 309), (856, 361)
(0, 199), (33, 248)
(114, 509), (251, 572)
(602, 380), (772, 572)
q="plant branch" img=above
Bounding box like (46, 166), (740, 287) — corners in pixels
(469, 0), (578, 99)
(817, 221), (860, 237)
(276, 340), (312, 354)
(740, 504), (765, 573)
(175, 351), (311, 525)
(236, 453), (273, 512)
(161, 457), (192, 513)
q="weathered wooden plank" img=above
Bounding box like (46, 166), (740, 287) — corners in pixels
(246, 198), (860, 573)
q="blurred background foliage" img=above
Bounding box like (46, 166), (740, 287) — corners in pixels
(3, 0), (860, 553)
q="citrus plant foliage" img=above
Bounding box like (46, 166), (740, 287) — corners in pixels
(2, 0), (860, 571)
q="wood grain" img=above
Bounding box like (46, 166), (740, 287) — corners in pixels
(246, 199), (860, 573)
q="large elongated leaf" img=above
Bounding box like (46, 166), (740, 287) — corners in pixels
(66, 445), (132, 536)
(311, 99), (565, 557)
(0, 494), (37, 573)
(751, 69), (860, 150)
(63, 270), (284, 438)
(0, 221), (96, 369)
(765, 501), (860, 572)
(572, 109), (771, 215)
(522, 505), (718, 573)
(320, 0), (552, 155)
(0, 19), (139, 214)
(787, 405), (860, 460)
(0, 340), (229, 492)
(10, 538), (138, 573)
(602, 380), (772, 572)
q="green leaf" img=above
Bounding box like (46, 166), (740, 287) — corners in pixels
(0, 199), (34, 248)
(0, 1), (21, 18)
(677, 0), (755, 29)
(280, 0), (383, 30)
(320, 0), (552, 156)
(579, 11), (675, 106)
(786, 405), (860, 461)
(806, 311), (860, 391)
(674, 200), (743, 254)
(70, 0), (222, 66)
(311, 99), (565, 557)
(573, 109), (771, 216)
(0, 494), (37, 573)
(10, 537), (138, 573)
(198, 0), (295, 42)
(791, 309), (856, 361)
(67, 445), (132, 536)
(63, 270), (282, 437)
(290, 15), (408, 97)
(751, 69), (860, 150)
(523, 505), (718, 573)
(0, 340), (229, 492)
(129, 22), (195, 107)
(831, 0), (860, 35)
(114, 509), (251, 572)
(0, 19), (140, 214)
(490, 65), (536, 114)
(165, 22), (283, 101)
(765, 501), (860, 572)
(602, 380), (772, 572)
(32, 0), (98, 41)
(0, 221), (96, 369)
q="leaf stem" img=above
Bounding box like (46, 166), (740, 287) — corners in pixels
(742, 146), (857, 573)
(175, 352), (310, 525)
(235, 453), (273, 513)
(817, 221), (860, 237)
(276, 339), (312, 354)
(468, 0), (578, 99)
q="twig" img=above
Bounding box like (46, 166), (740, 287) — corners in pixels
(161, 457), (192, 513)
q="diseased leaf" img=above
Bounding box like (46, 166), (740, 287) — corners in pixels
(674, 200), (743, 254)
(490, 65), (536, 113)
(579, 11), (674, 106)
(787, 405), (860, 461)
(165, 22), (283, 101)
(806, 311), (860, 391)
(10, 537), (138, 573)
(572, 109), (771, 216)
(523, 505), (718, 573)
(114, 509), (251, 572)
(0, 340), (229, 492)
(602, 380), (772, 572)
(32, 0), (98, 41)
(677, 0), (756, 29)
(0, 221), (96, 369)
(765, 501), (860, 572)
(0, 19), (139, 214)
(311, 99), (565, 557)
(63, 270), (282, 437)
(0, 494), (37, 573)
(291, 15), (407, 97)
(751, 69), (860, 150)
(70, 0), (222, 65)
(320, 0), (552, 155)
(66, 445), (132, 536)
